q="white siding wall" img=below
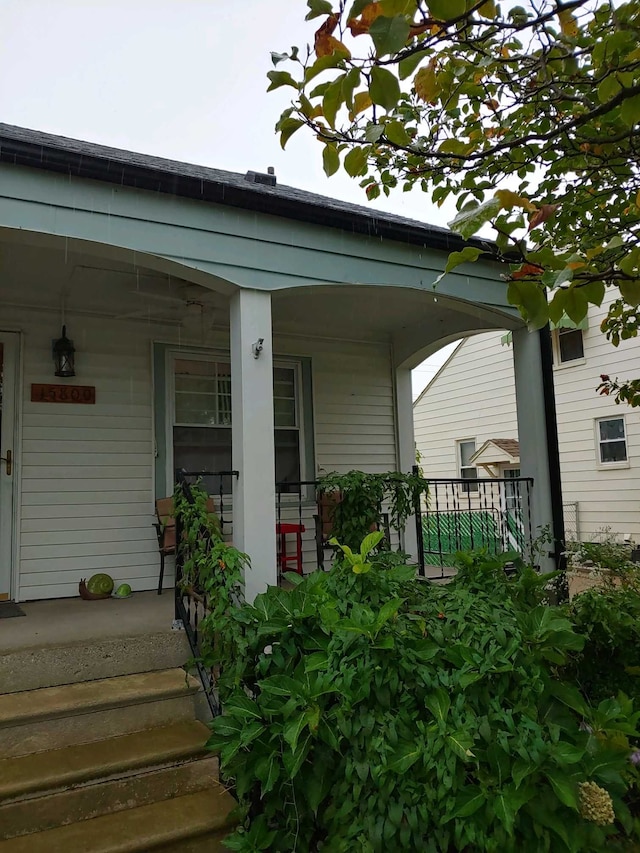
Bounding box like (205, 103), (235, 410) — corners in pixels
(274, 335), (399, 568)
(414, 297), (640, 542)
(414, 332), (518, 480)
(3, 307), (398, 599)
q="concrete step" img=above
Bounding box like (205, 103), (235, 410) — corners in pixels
(0, 669), (201, 758)
(0, 788), (235, 852)
(0, 630), (191, 693)
(0, 721), (217, 838)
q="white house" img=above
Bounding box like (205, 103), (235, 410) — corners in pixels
(0, 123), (565, 606)
(414, 293), (640, 544)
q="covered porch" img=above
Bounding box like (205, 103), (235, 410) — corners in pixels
(0, 124), (560, 606)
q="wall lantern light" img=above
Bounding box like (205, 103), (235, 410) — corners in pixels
(53, 325), (76, 377)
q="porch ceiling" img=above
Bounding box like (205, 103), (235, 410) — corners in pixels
(271, 285), (519, 363)
(0, 231), (229, 325)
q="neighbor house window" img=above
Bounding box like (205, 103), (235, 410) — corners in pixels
(596, 417), (627, 464)
(172, 356), (302, 487)
(458, 439), (478, 492)
(553, 328), (584, 364)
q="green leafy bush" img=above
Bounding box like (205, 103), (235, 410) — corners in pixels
(317, 470), (427, 551)
(567, 576), (640, 706)
(207, 543), (638, 852)
(567, 530), (634, 574)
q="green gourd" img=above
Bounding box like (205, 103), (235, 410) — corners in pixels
(86, 573), (114, 596)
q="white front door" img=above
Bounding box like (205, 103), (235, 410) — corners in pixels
(0, 332), (19, 600)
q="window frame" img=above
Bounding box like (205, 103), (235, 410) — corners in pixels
(458, 438), (478, 493)
(595, 415), (629, 469)
(551, 327), (585, 367)
(163, 348), (311, 495)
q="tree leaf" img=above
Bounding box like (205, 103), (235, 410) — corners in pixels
(323, 144), (340, 176)
(448, 198), (501, 239)
(563, 286), (589, 324)
(369, 14), (411, 56)
(344, 147), (367, 178)
(478, 0), (496, 19)
(350, 91), (373, 118)
(619, 279), (640, 306)
(385, 120), (411, 146)
(427, 0), (465, 20)
(267, 70), (299, 92)
(415, 62), (440, 103)
(369, 66), (401, 111)
(620, 93), (640, 127)
(306, 0), (334, 20)
(323, 76), (345, 128)
(581, 280), (606, 307)
(278, 118), (304, 149)
(507, 280), (549, 329)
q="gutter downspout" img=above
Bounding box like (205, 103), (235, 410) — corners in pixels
(538, 326), (567, 582)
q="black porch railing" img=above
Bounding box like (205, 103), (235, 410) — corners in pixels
(412, 469), (534, 578)
(174, 469), (239, 717)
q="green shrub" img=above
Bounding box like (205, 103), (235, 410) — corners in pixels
(567, 576), (640, 706)
(207, 542), (638, 852)
(316, 470), (427, 551)
(567, 531), (634, 574)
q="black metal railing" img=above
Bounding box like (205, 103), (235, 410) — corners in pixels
(174, 469), (239, 717)
(412, 468), (534, 578)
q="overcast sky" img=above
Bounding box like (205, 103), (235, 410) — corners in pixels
(0, 0), (465, 397)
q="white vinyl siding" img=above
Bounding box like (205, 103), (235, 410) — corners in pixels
(4, 303), (398, 599)
(414, 291), (640, 542)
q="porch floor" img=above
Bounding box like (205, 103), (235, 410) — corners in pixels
(0, 592), (174, 653)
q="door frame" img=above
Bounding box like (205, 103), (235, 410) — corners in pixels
(0, 330), (22, 601)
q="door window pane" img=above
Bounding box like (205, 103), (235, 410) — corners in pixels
(174, 360), (231, 425)
(275, 429), (301, 490)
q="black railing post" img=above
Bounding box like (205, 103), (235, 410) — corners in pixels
(412, 465), (426, 576)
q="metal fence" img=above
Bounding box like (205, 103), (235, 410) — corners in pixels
(563, 501), (580, 542)
(413, 473), (534, 578)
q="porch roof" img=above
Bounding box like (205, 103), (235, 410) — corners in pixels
(0, 123), (490, 256)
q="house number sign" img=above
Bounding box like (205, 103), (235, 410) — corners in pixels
(31, 384), (96, 404)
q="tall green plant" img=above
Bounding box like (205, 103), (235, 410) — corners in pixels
(207, 546), (638, 852)
(318, 469), (427, 551)
(174, 482), (249, 671)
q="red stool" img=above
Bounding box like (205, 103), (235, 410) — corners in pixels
(276, 522), (305, 575)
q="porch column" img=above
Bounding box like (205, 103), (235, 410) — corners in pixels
(512, 327), (563, 574)
(230, 289), (277, 601)
(395, 367), (419, 561)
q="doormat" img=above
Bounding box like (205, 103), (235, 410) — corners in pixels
(0, 602), (26, 618)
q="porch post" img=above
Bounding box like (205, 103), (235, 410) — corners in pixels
(395, 367), (419, 561)
(230, 289), (277, 601)
(512, 327), (563, 573)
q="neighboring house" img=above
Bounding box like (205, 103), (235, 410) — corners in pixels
(414, 293), (640, 544)
(0, 123), (562, 607)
